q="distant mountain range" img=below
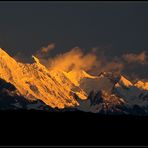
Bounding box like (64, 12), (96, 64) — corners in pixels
(0, 48), (148, 115)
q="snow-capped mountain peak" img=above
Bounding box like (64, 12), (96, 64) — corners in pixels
(0, 48), (80, 108)
(134, 81), (148, 90)
(118, 75), (133, 88)
(1, 48), (148, 114)
(64, 70), (97, 86)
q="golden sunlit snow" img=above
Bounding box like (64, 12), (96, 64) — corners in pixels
(0, 48), (90, 108)
(0, 48), (148, 109)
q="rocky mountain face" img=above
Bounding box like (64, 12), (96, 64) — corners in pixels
(0, 48), (85, 109)
(76, 72), (148, 114)
(0, 48), (148, 115)
(0, 78), (51, 110)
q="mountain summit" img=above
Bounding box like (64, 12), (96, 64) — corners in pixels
(0, 48), (83, 108)
(0, 48), (148, 114)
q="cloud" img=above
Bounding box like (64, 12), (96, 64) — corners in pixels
(46, 47), (97, 72)
(35, 44), (147, 80)
(35, 43), (55, 59)
(41, 43), (55, 53)
(37, 45), (124, 75)
(100, 61), (124, 74)
(122, 51), (147, 64)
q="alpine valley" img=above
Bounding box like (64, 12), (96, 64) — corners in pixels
(0, 48), (148, 115)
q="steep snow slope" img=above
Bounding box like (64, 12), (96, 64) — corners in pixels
(65, 70), (97, 86)
(1, 48), (148, 113)
(0, 78), (49, 110)
(135, 81), (148, 90)
(0, 48), (80, 108)
(76, 90), (126, 113)
(78, 71), (148, 111)
(50, 70), (87, 100)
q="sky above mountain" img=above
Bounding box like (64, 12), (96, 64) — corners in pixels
(0, 2), (148, 79)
